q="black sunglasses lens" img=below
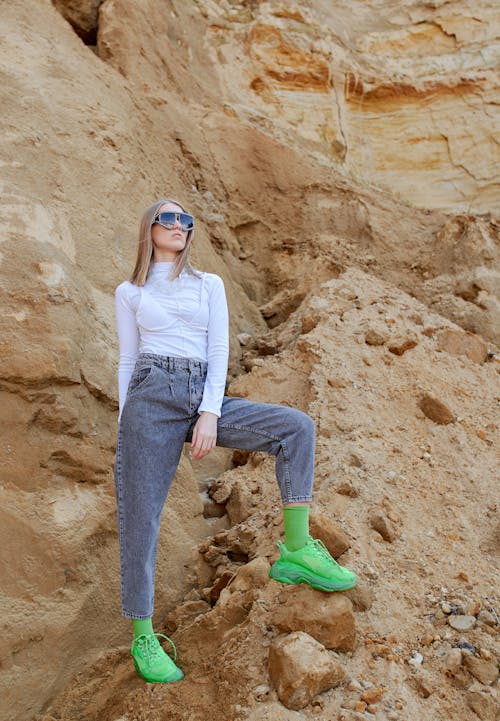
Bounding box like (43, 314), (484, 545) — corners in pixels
(156, 212), (194, 231)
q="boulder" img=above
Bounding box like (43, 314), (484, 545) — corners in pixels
(269, 631), (345, 710)
(272, 585), (356, 651)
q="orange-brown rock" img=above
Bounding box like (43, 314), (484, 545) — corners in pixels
(269, 631), (345, 711)
(437, 329), (489, 364)
(418, 394), (455, 424)
(309, 512), (352, 558)
(272, 585), (357, 652)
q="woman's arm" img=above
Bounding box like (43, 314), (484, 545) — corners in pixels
(115, 282), (140, 420)
(197, 274), (229, 417)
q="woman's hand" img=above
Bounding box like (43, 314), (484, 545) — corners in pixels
(191, 411), (218, 460)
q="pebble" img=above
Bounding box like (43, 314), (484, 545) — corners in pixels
(448, 615), (476, 631)
(348, 679), (363, 691)
(445, 648), (462, 674)
(407, 651), (424, 667)
(478, 609), (496, 626)
(456, 640), (476, 654)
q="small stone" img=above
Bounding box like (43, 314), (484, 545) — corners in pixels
(253, 684), (270, 701)
(237, 332), (252, 346)
(456, 640), (477, 654)
(369, 512), (397, 542)
(336, 482), (359, 497)
(441, 601), (452, 614)
(408, 651), (424, 667)
(228, 557), (270, 593)
(418, 394), (455, 424)
(387, 712), (399, 721)
(436, 329), (489, 364)
(478, 609), (496, 627)
(465, 600), (481, 616)
(466, 683), (498, 721)
(309, 512), (352, 558)
(365, 327), (388, 346)
(463, 654), (499, 685)
(411, 668), (436, 697)
(448, 615), (476, 631)
(301, 315), (321, 334)
(388, 334), (418, 355)
(361, 687), (384, 704)
(348, 679), (363, 691)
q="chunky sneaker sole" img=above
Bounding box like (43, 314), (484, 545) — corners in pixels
(132, 657), (184, 683)
(131, 632), (184, 683)
(269, 560), (357, 591)
(269, 536), (358, 592)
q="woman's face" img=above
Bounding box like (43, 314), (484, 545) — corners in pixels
(151, 201), (190, 260)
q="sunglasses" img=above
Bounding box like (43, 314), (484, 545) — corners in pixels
(153, 211), (195, 232)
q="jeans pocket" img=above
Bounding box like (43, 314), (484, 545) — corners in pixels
(128, 365), (155, 396)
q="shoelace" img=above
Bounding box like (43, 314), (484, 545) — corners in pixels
(132, 633), (178, 665)
(305, 536), (341, 567)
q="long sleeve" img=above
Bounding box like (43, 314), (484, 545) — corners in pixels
(197, 275), (229, 417)
(115, 282), (140, 420)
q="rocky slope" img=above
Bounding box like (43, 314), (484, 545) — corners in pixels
(0, 1), (498, 720)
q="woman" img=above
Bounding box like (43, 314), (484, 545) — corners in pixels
(114, 198), (357, 683)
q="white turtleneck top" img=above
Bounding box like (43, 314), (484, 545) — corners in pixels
(115, 261), (229, 420)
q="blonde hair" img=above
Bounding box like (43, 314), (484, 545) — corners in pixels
(130, 198), (201, 285)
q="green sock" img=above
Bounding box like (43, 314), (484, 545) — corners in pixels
(132, 617), (154, 639)
(283, 505), (310, 551)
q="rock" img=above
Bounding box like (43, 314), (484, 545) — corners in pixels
(335, 481), (360, 497)
(273, 585), (357, 651)
(369, 512), (397, 542)
(165, 600), (211, 632)
(209, 474), (234, 504)
(226, 481), (254, 524)
(228, 557), (270, 593)
(210, 570), (235, 604)
(437, 329), (489, 364)
(252, 684), (270, 702)
(444, 648), (463, 674)
(268, 631), (345, 711)
(360, 687), (384, 704)
(478, 609), (497, 627)
(448, 615), (476, 631)
(463, 654), (499, 685)
(202, 496), (226, 518)
(237, 332), (253, 346)
(301, 314), (321, 334)
(466, 683), (498, 721)
(410, 668), (437, 697)
(309, 512), (352, 558)
(418, 394), (455, 425)
(365, 327), (389, 346)
(407, 651), (424, 667)
(388, 334), (418, 355)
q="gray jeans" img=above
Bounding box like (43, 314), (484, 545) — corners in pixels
(114, 352), (315, 618)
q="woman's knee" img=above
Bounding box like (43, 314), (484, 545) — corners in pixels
(285, 407), (316, 438)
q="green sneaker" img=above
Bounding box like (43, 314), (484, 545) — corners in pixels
(269, 535), (358, 591)
(131, 632), (184, 683)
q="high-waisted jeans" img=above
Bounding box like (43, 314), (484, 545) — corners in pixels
(114, 352), (315, 618)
